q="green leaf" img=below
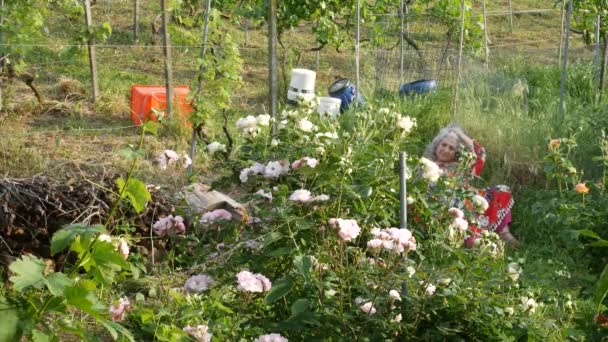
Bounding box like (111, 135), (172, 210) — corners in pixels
(9, 254), (46, 292)
(118, 147), (145, 160)
(142, 121), (159, 135)
(589, 240), (608, 248)
(98, 320), (118, 340)
(65, 286), (104, 316)
(294, 255), (312, 282)
(116, 178), (151, 213)
(51, 224), (106, 256)
(138, 308), (155, 324)
(265, 277), (294, 304)
(32, 329), (51, 342)
(595, 263), (608, 313)
(356, 185), (373, 198)
(578, 229), (602, 240)
(261, 232), (284, 248)
(107, 320), (135, 342)
(290, 298), (311, 316)
(45, 272), (74, 297)
(88, 241), (129, 284)
(265, 246), (292, 257)
(0, 297), (20, 342)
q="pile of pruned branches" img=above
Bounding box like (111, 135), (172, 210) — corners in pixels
(0, 176), (175, 265)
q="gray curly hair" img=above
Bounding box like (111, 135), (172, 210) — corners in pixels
(423, 123), (474, 161)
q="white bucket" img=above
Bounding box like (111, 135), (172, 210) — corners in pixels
(287, 68), (316, 104)
(317, 97), (341, 118)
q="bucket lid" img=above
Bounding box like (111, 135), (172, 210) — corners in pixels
(290, 69), (316, 90)
(291, 68), (316, 77)
(328, 79), (352, 94)
(319, 96), (341, 105)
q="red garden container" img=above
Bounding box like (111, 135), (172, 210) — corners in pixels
(130, 85), (194, 126)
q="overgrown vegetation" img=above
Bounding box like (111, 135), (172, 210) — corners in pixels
(1, 0), (608, 340)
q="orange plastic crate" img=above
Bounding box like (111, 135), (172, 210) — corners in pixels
(130, 85), (194, 126)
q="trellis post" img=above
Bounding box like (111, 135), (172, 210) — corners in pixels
(133, 0), (139, 42)
(558, 0), (566, 65)
(594, 15), (601, 104)
(187, 0), (212, 176)
(399, 152), (408, 229)
(482, 0), (489, 67)
(268, 0), (278, 133)
(400, 0), (404, 84)
(558, 0), (573, 124)
(355, 0), (360, 107)
(0, 0), (4, 111)
(508, 0), (514, 33)
(160, 0), (173, 117)
(84, 0), (100, 102)
(451, 0), (466, 119)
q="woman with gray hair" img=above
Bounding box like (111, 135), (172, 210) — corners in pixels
(424, 124), (518, 247)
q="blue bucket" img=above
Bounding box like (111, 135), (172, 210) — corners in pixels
(328, 79), (365, 112)
(399, 79), (437, 97)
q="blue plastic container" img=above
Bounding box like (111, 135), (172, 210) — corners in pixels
(328, 79), (365, 112)
(399, 79), (437, 97)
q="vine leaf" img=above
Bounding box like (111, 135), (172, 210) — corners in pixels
(595, 263), (608, 313)
(116, 178), (151, 213)
(9, 254), (47, 292)
(51, 224), (105, 256)
(45, 272), (74, 297)
(265, 277), (294, 304)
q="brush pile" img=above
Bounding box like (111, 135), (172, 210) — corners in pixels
(0, 176), (175, 264)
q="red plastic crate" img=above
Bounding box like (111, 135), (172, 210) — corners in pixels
(130, 85), (194, 126)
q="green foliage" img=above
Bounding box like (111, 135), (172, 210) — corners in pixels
(596, 264), (608, 313)
(264, 277), (294, 304)
(0, 296), (20, 341)
(190, 9), (243, 129)
(50, 223), (105, 256)
(9, 254), (47, 292)
(116, 178), (151, 214)
(544, 137), (580, 191)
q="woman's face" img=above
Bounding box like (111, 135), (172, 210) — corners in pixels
(436, 133), (459, 163)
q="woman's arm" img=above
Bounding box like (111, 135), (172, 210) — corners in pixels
(456, 131), (475, 153)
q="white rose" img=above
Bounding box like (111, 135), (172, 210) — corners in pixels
(297, 118), (314, 132)
(396, 116), (416, 133)
(207, 141), (226, 154)
(256, 114), (270, 126)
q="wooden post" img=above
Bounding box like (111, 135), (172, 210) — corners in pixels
(133, 0), (139, 42)
(195, 0), (211, 97)
(399, 0), (404, 84)
(451, 0), (466, 120)
(404, 4), (409, 35)
(508, 0), (513, 34)
(601, 35), (608, 101)
(244, 18), (249, 47)
(482, 0), (489, 67)
(399, 152), (408, 229)
(84, 0), (100, 102)
(594, 15), (601, 103)
(187, 0), (212, 176)
(316, 20), (320, 70)
(355, 0), (360, 107)
(268, 0), (278, 130)
(0, 0), (4, 111)
(558, 0), (566, 65)
(558, 0), (573, 124)
(160, 0), (173, 117)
